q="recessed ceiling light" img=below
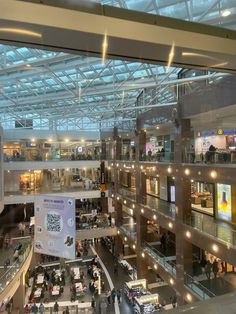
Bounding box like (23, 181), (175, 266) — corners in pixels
(221, 10), (231, 17)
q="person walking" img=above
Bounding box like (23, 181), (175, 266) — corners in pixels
(64, 306), (70, 314)
(31, 303), (38, 314)
(212, 259), (219, 278)
(53, 301), (59, 314)
(91, 296), (96, 312)
(106, 289), (111, 305)
(160, 233), (167, 253)
(39, 303), (45, 314)
(24, 304), (30, 313)
(116, 289), (121, 304)
(114, 261), (118, 275)
(111, 288), (116, 304)
(205, 260), (212, 280)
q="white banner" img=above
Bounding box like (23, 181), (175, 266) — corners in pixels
(34, 195), (75, 259)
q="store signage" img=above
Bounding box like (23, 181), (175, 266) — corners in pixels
(34, 195), (75, 259)
(217, 184), (232, 221)
(200, 129), (236, 137)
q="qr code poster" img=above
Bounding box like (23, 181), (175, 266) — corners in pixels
(34, 195), (75, 259)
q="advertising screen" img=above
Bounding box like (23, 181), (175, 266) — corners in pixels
(35, 195), (75, 259)
(217, 184), (232, 221)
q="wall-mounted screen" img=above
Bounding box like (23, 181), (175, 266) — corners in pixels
(217, 184), (232, 221)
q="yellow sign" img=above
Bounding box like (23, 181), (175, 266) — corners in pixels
(100, 184), (106, 192)
(217, 128), (223, 135)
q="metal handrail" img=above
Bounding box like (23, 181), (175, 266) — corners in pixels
(143, 241), (215, 300)
(0, 237), (32, 293)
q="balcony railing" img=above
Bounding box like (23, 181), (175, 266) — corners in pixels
(183, 150), (236, 165)
(117, 188), (136, 201)
(140, 152), (174, 163)
(143, 242), (176, 276)
(0, 237), (32, 294)
(186, 211), (236, 246)
(119, 225), (137, 241)
(141, 195), (176, 219)
(143, 242), (215, 301)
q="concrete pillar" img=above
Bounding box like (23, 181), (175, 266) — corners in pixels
(174, 118), (191, 163)
(115, 137), (122, 160)
(12, 273), (25, 314)
(174, 118), (193, 304)
(101, 140), (106, 160)
(115, 201), (123, 227)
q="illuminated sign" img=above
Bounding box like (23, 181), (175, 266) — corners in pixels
(217, 184), (232, 221)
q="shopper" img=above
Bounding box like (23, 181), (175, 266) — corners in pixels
(31, 303), (38, 314)
(106, 289), (111, 305)
(160, 233), (167, 253)
(212, 259), (219, 278)
(53, 301), (59, 314)
(171, 295), (177, 308)
(116, 289), (121, 304)
(39, 303), (45, 314)
(190, 145), (195, 163)
(91, 296), (96, 310)
(205, 260), (212, 280)
(114, 261), (118, 275)
(24, 304), (30, 313)
(111, 288), (116, 303)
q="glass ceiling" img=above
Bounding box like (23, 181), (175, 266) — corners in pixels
(0, 0), (233, 131)
(0, 44), (182, 131)
(89, 0), (236, 30)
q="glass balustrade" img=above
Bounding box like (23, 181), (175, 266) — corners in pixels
(143, 242), (216, 301)
(117, 188), (136, 201)
(187, 211), (236, 246)
(141, 195), (176, 218)
(183, 150), (236, 165)
(0, 237), (32, 294)
(3, 141), (102, 162)
(184, 273), (216, 300)
(140, 152), (174, 163)
(119, 225), (137, 241)
(143, 242), (176, 276)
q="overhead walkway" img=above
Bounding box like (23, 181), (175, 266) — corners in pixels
(1, 0), (236, 72)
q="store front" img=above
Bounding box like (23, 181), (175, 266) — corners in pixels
(191, 181), (215, 215)
(19, 170), (42, 191)
(146, 176), (159, 198)
(195, 130), (236, 163)
(134, 294), (159, 314)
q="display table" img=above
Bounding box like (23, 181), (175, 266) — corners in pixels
(36, 274), (44, 284)
(124, 279), (147, 301)
(119, 259), (133, 274)
(71, 267), (80, 280)
(134, 293), (159, 314)
(52, 285), (60, 296)
(34, 288), (42, 298)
